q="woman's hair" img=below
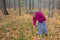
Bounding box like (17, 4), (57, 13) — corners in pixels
(30, 10), (35, 14)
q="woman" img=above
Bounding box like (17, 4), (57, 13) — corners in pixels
(30, 10), (48, 36)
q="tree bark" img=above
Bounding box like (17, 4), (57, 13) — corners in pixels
(18, 0), (21, 16)
(24, 0), (28, 14)
(29, 0), (31, 10)
(31, 0), (34, 10)
(14, 0), (16, 10)
(2, 0), (9, 15)
(0, 0), (3, 10)
(48, 0), (54, 18)
(38, 0), (42, 11)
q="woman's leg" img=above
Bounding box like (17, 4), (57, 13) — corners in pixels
(38, 22), (43, 35)
(43, 22), (48, 35)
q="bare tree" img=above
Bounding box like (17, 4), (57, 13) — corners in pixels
(2, 0), (9, 15)
(9, 0), (11, 9)
(29, 0), (31, 10)
(6, 0), (11, 9)
(14, 0), (16, 10)
(24, 0), (28, 14)
(38, 0), (42, 11)
(43, 0), (47, 10)
(54, 0), (57, 8)
(25, 0), (27, 10)
(48, 0), (54, 17)
(23, 0), (25, 9)
(56, 0), (60, 9)
(0, 0), (3, 10)
(18, 0), (21, 15)
(31, 0), (34, 10)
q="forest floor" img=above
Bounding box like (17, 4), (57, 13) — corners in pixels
(0, 9), (60, 40)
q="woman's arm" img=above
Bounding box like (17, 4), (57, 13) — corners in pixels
(33, 17), (36, 26)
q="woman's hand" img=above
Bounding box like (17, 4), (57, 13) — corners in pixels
(33, 26), (36, 29)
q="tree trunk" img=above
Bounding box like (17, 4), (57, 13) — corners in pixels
(24, 0), (28, 14)
(43, 0), (47, 10)
(25, 0), (27, 10)
(54, 0), (57, 8)
(31, 0), (34, 10)
(48, 0), (54, 18)
(48, 0), (51, 11)
(18, 0), (21, 16)
(6, 0), (11, 9)
(0, 0), (3, 10)
(2, 0), (9, 15)
(29, 0), (31, 10)
(57, 0), (60, 9)
(14, 0), (16, 10)
(38, 0), (42, 11)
